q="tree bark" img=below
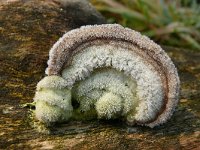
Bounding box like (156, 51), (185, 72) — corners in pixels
(0, 0), (199, 149)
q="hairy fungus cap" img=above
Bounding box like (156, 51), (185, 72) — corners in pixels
(35, 24), (180, 128)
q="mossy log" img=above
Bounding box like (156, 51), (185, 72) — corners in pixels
(0, 0), (200, 149)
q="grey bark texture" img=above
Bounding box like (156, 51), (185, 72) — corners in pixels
(0, 0), (199, 149)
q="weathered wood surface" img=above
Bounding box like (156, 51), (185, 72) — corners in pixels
(0, 0), (199, 149)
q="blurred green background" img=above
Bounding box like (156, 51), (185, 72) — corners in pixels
(90, 0), (200, 51)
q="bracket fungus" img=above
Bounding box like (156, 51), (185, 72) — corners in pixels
(34, 24), (180, 128)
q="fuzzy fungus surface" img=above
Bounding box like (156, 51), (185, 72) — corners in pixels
(34, 24), (180, 128)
